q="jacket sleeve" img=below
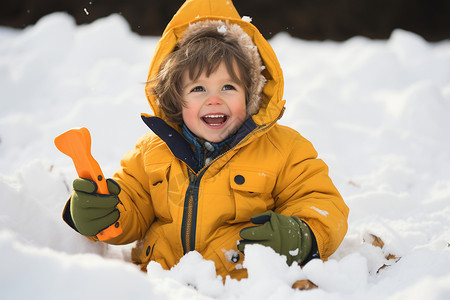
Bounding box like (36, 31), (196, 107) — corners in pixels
(106, 134), (156, 245)
(272, 130), (349, 260)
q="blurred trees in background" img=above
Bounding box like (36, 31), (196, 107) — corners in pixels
(1, 0), (449, 41)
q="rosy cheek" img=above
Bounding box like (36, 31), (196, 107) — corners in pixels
(182, 105), (199, 127)
(186, 108), (196, 118)
(233, 105), (246, 120)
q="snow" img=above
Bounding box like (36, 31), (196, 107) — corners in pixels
(241, 16), (252, 23)
(310, 206), (329, 217)
(1, 12), (450, 299)
(289, 248), (299, 256)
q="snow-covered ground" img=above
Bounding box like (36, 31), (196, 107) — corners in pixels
(1, 13), (449, 299)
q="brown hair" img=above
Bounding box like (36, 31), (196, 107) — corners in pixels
(151, 23), (256, 125)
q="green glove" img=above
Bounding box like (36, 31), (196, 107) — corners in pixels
(238, 211), (313, 266)
(70, 178), (120, 236)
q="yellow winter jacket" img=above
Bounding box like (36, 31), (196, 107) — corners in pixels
(66, 0), (349, 280)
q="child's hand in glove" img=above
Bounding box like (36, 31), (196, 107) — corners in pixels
(70, 178), (120, 236)
(238, 211), (313, 265)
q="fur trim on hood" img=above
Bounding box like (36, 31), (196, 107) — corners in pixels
(179, 20), (266, 118)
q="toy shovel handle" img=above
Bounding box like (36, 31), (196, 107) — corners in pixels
(55, 127), (122, 241)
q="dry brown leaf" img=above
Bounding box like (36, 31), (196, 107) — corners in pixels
(369, 234), (385, 249)
(292, 279), (318, 290)
(348, 180), (361, 188)
(386, 254), (398, 260)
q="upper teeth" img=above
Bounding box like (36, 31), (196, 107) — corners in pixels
(204, 114), (225, 118)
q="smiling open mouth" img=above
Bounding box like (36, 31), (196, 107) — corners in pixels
(201, 114), (229, 126)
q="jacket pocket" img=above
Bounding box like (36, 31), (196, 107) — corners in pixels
(229, 168), (276, 223)
(147, 163), (172, 223)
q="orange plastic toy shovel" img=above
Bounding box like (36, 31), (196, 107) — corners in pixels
(54, 127), (122, 241)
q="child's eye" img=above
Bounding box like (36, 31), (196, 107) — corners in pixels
(191, 86), (205, 92)
(222, 84), (236, 91)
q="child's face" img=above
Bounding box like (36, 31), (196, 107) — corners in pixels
(181, 61), (246, 143)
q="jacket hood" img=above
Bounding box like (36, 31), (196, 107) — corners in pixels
(144, 0), (285, 127)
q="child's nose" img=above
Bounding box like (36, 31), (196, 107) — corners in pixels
(206, 95), (223, 105)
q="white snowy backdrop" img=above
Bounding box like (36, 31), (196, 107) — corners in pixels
(1, 13), (449, 299)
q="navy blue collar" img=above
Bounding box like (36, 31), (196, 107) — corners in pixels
(182, 124), (235, 169)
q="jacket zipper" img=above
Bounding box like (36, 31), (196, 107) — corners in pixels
(182, 169), (203, 254)
(184, 188), (194, 252)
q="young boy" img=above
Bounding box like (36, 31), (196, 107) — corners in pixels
(63, 0), (349, 280)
